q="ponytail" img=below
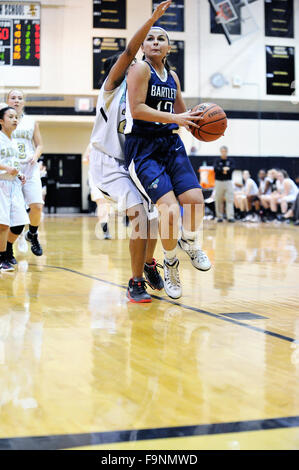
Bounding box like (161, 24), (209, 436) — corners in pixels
(163, 56), (171, 72)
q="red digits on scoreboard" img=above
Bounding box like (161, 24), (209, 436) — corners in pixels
(0, 28), (10, 40)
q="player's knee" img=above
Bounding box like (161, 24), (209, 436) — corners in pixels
(0, 224), (9, 231)
(30, 203), (43, 213)
(181, 190), (204, 206)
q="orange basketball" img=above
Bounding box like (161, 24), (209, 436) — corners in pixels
(190, 102), (227, 142)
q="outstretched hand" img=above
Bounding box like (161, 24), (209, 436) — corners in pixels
(152, 0), (172, 22)
(174, 109), (204, 131)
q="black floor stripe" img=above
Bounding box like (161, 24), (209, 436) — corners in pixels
(1, 416), (298, 450)
(34, 264), (299, 345)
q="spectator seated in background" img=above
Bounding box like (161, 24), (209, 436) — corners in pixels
(271, 170), (299, 220)
(282, 192), (299, 225)
(255, 168), (272, 221)
(259, 168), (279, 221)
(234, 170), (259, 221)
(277, 170), (299, 218)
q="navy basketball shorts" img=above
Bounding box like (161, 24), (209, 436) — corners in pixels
(125, 134), (201, 204)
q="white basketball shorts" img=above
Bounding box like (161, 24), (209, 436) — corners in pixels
(89, 146), (157, 218)
(21, 162), (44, 206)
(0, 179), (30, 227)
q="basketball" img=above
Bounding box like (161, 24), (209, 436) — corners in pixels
(190, 102), (227, 142)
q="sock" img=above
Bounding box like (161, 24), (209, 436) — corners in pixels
(145, 259), (155, 266)
(29, 225), (38, 234)
(164, 247), (177, 265)
(132, 277), (144, 283)
(6, 241), (13, 253)
(181, 228), (199, 247)
(0, 251), (5, 261)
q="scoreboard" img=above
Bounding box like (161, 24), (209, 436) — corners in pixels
(0, 2), (40, 86)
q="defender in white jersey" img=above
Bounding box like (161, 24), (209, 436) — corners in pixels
(89, 1), (172, 303)
(83, 143), (112, 239)
(0, 106), (29, 272)
(7, 89), (44, 258)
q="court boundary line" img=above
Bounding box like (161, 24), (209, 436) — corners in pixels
(32, 264), (299, 345)
(0, 415), (298, 450)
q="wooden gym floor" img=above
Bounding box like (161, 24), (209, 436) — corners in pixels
(0, 215), (298, 450)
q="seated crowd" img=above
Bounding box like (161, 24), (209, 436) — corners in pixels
(205, 168), (299, 225)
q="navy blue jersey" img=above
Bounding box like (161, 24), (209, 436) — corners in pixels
(125, 61), (179, 136)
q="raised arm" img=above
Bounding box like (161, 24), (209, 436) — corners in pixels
(127, 62), (201, 129)
(105, 0), (172, 91)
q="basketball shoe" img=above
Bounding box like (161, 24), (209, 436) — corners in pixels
(25, 231), (43, 256)
(163, 258), (182, 299)
(144, 259), (164, 290)
(0, 259), (15, 272)
(127, 278), (152, 303)
(178, 238), (211, 271)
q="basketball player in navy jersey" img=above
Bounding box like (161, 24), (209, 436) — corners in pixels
(89, 1), (173, 303)
(125, 27), (211, 299)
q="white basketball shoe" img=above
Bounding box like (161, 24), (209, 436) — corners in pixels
(163, 258), (182, 299)
(178, 238), (211, 271)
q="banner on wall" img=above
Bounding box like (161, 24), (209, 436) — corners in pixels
(153, 0), (184, 32)
(266, 45), (295, 96)
(169, 40), (185, 92)
(93, 0), (126, 29)
(264, 0), (294, 38)
(93, 37), (126, 90)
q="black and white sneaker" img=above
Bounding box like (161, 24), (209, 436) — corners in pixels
(0, 260), (15, 272)
(127, 278), (152, 303)
(163, 258), (182, 299)
(178, 238), (211, 271)
(25, 231), (43, 256)
(144, 259), (164, 290)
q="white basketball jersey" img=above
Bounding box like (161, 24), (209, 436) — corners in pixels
(12, 114), (36, 163)
(90, 78), (126, 161)
(0, 131), (21, 180)
(245, 177), (258, 195)
(285, 178), (299, 197)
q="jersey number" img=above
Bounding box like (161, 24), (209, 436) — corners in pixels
(17, 143), (26, 159)
(157, 100), (174, 114)
(156, 101), (174, 125)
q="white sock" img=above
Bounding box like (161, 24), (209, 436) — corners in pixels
(163, 247), (177, 265)
(181, 228), (199, 246)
